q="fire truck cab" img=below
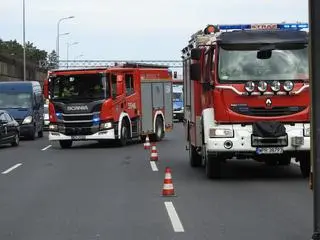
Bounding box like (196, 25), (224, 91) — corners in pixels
(43, 63), (173, 148)
(182, 23), (310, 179)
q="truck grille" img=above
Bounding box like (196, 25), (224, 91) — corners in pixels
(251, 135), (288, 147)
(62, 112), (98, 122)
(231, 106), (306, 117)
(58, 112), (100, 136)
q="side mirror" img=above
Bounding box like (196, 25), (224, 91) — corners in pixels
(191, 48), (202, 60)
(43, 79), (49, 98)
(116, 75), (124, 96)
(190, 63), (201, 81)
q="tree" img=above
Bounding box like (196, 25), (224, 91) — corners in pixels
(47, 50), (59, 69)
(0, 38), (48, 67)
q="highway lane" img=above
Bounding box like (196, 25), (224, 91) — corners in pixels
(153, 124), (313, 240)
(0, 124), (313, 240)
(0, 136), (177, 239)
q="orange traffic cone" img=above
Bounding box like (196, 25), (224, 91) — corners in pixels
(144, 135), (151, 150)
(150, 143), (158, 161)
(162, 167), (175, 197)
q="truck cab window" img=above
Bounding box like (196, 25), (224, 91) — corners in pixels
(125, 74), (134, 96)
(111, 74), (117, 97)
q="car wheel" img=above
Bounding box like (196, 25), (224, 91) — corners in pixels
(11, 132), (20, 147)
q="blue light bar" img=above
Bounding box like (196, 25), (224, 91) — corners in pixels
(93, 114), (100, 124)
(218, 23), (308, 31)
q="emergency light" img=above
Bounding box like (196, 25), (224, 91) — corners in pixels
(217, 23), (309, 31)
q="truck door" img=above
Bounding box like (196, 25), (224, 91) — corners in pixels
(111, 72), (125, 118)
(124, 72), (138, 118)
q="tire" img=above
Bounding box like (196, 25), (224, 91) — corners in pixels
(59, 140), (73, 149)
(203, 144), (221, 179)
(11, 132), (20, 147)
(29, 127), (36, 140)
(189, 142), (201, 167)
(38, 129), (44, 138)
(155, 117), (164, 142)
(118, 121), (129, 147)
(299, 152), (311, 178)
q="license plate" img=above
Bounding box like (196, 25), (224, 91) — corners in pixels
(71, 136), (86, 140)
(256, 147), (283, 154)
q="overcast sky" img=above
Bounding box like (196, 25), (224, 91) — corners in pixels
(0, 0), (308, 62)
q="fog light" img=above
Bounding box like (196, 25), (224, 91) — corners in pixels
(224, 140), (233, 149)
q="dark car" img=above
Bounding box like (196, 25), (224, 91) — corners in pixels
(0, 81), (44, 140)
(0, 110), (20, 147)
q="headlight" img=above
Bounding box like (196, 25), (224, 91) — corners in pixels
(245, 81), (255, 92)
(100, 122), (113, 129)
(209, 128), (234, 138)
(283, 80), (294, 92)
(257, 81), (267, 92)
(49, 124), (58, 131)
(22, 116), (32, 124)
(304, 127), (310, 137)
(270, 81), (281, 92)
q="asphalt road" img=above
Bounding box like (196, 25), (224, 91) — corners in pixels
(0, 123), (313, 240)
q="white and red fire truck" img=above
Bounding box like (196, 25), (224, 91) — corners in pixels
(182, 23), (310, 179)
(43, 63), (173, 148)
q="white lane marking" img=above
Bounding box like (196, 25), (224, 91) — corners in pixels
(41, 145), (52, 151)
(150, 161), (158, 171)
(2, 163), (23, 175)
(164, 201), (185, 232)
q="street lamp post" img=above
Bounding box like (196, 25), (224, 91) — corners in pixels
(310, 0), (320, 239)
(22, 0), (26, 81)
(56, 16), (74, 64)
(66, 42), (79, 68)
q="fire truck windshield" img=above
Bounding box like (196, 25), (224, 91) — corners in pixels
(50, 73), (110, 102)
(218, 45), (308, 82)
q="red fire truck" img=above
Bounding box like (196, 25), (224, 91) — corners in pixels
(182, 23), (310, 179)
(43, 63), (173, 148)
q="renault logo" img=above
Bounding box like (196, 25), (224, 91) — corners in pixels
(265, 98), (272, 107)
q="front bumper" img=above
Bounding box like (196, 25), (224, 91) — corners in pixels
(49, 128), (116, 141)
(206, 123), (310, 156)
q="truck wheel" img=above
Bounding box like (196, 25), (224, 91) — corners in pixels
(299, 152), (311, 178)
(119, 122), (129, 146)
(155, 117), (164, 141)
(189, 142), (201, 167)
(203, 145), (221, 179)
(59, 140), (73, 149)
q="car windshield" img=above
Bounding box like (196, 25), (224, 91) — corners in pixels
(0, 92), (32, 108)
(50, 73), (110, 102)
(218, 45), (309, 81)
